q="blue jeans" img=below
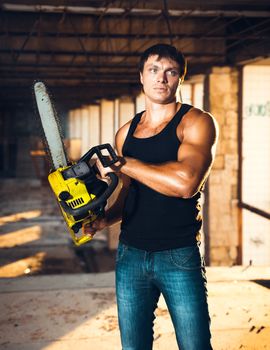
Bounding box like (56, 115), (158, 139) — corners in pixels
(116, 242), (212, 350)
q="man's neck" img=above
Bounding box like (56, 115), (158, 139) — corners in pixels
(144, 99), (180, 124)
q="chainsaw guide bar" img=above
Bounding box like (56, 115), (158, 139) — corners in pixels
(34, 81), (68, 170)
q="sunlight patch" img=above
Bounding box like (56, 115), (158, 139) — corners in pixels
(0, 210), (42, 225)
(0, 225), (42, 248)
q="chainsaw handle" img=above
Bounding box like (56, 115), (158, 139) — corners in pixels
(80, 143), (119, 168)
(59, 172), (118, 216)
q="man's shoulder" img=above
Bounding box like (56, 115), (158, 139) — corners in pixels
(116, 112), (143, 137)
(115, 116), (136, 155)
(116, 119), (132, 139)
(182, 106), (218, 129)
(177, 106), (218, 143)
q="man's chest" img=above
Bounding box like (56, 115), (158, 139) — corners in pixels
(133, 120), (169, 138)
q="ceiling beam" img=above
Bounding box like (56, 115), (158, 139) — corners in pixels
(0, 63), (137, 69)
(2, 3), (270, 17)
(2, 31), (269, 40)
(0, 49), (225, 57)
(0, 83), (142, 108)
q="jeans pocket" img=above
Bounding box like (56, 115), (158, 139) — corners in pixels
(116, 242), (127, 263)
(170, 245), (202, 270)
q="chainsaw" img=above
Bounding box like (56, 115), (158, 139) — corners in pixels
(33, 81), (119, 246)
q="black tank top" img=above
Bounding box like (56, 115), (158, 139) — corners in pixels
(120, 103), (202, 251)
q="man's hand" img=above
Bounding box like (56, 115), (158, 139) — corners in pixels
(96, 157), (125, 179)
(83, 217), (108, 237)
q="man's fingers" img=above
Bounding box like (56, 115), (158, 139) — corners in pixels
(96, 158), (112, 178)
(96, 158), (106, 177)
(82, 222), (97, 236)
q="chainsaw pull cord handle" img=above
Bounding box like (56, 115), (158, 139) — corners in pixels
(59, 143), (119, 216)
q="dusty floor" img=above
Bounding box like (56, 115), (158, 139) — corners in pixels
(0, 179), (270, 350)
(0, 179), (116, 277)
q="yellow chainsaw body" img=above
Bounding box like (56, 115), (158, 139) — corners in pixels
(48, 166), (97, 246)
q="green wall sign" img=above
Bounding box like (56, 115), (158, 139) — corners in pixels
(245, 101), (270, 118)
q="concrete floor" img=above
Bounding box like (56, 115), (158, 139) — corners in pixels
(0, 179), (270, 349)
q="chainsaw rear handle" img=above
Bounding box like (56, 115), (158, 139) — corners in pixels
(59, 172), (118, 216)
(80, 143), (119, 168)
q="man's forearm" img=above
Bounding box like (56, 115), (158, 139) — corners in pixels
(103, 177), (129, 227)
(105, 204), (123, 227)
(118, 156), (201, 198)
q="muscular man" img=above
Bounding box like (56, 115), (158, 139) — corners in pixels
(86, 43), (218, 350)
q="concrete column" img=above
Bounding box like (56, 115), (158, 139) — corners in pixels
(88, 105), (100, 148)
(135, 92), (145, 114)
(119, 97), (135, 127)
(68, 110), (76, 139)
(68, 109), (82, 161)
(72, 109), (82, 139)
(193, 83), (204, 109)
(81, 107), (90, 155)
(100, 99), (114, 145)
(179, 83), (192, 104)
(114, 99), (120, 138)
(205, 67), (240, 265)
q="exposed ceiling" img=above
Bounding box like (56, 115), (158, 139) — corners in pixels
(0, 0), (270, 108)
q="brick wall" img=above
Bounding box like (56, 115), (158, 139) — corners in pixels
(207, 67), (240, 265)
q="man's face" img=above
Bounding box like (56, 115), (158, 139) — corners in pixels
(140, 55), (181, 104)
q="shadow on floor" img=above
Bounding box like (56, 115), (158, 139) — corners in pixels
(252, 279), (270, 290)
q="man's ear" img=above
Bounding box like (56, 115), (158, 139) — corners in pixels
(140, 72), (143, 85)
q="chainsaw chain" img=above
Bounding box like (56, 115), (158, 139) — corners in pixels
(33, 81), (68, 170)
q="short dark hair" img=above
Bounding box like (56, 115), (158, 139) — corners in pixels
(139, 43), (187, 81)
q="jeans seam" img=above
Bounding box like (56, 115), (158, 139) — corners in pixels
(169, 247), (202, 270)
(143, 252), (147, 276)
(116, 243), (128, 263)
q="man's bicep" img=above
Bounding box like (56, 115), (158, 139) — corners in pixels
(115, 122), (131, 156)
(177, 142), (213, 179)
(177, 114), (218, 185)
(114, 123), (131, 189)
